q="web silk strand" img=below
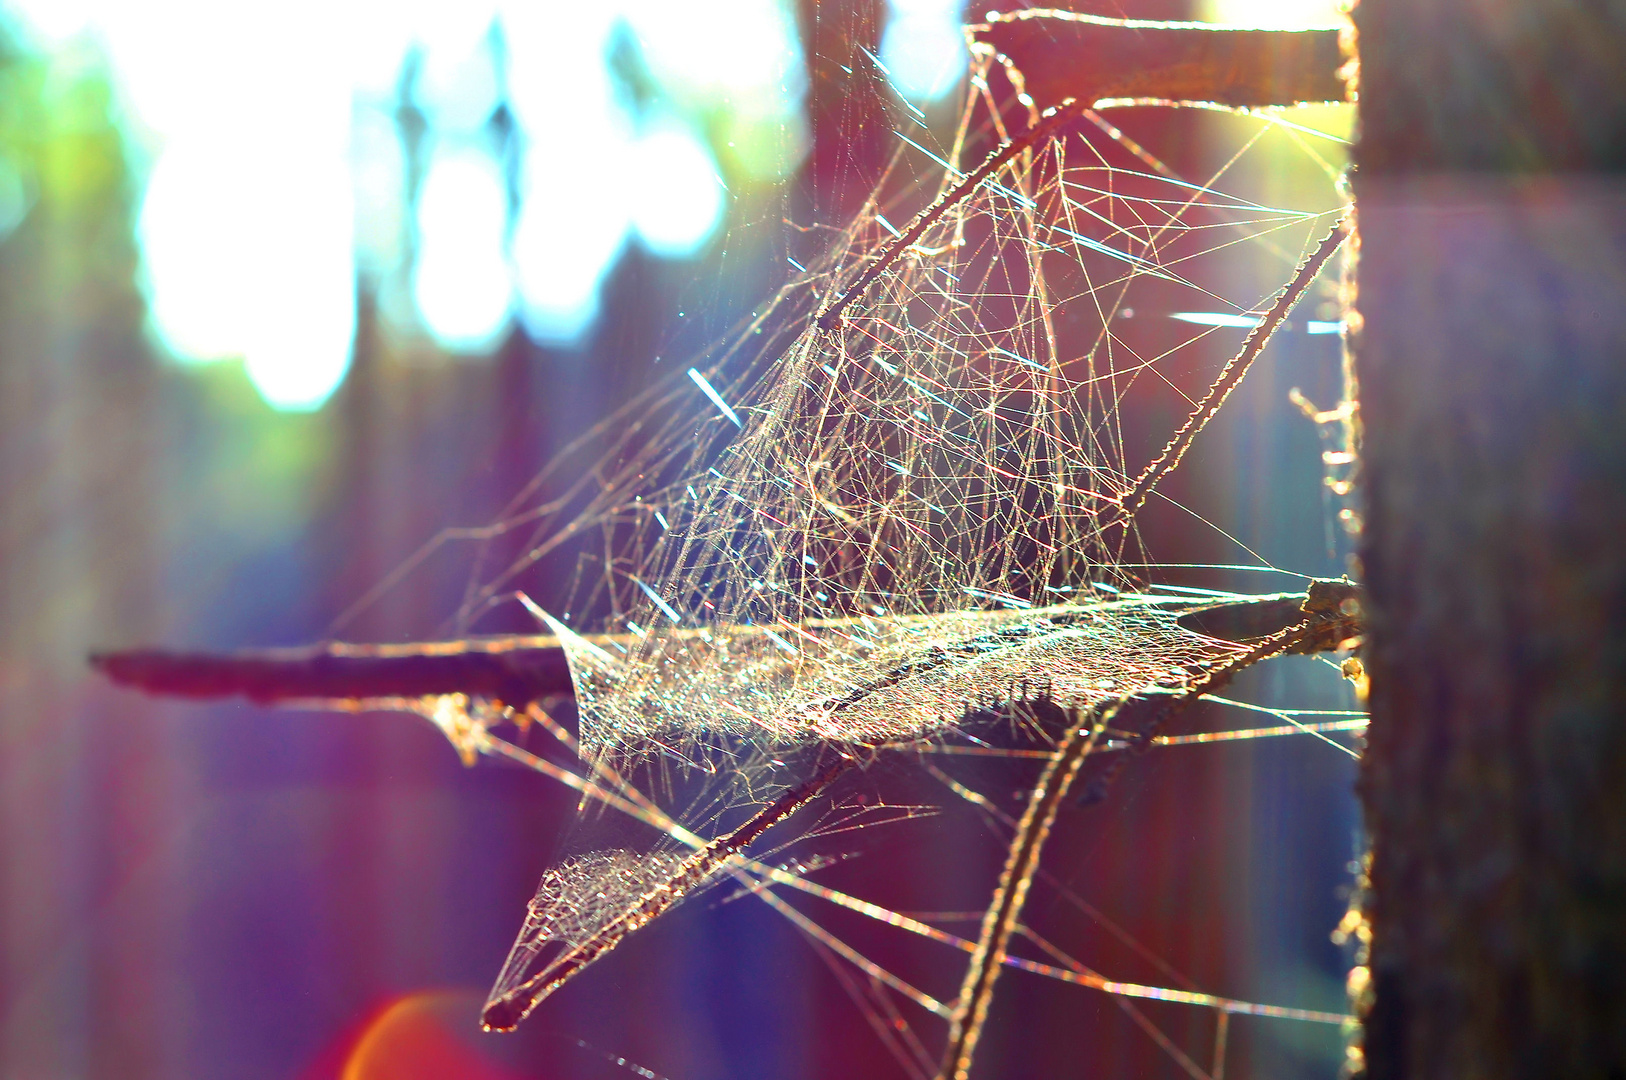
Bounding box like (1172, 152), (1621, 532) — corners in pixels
(816, 99), (1089, 331)
(1114, 213), (1351, 522)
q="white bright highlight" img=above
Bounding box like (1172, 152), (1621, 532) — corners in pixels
(1197, 0), (1343, 28)
(881, 0), (967, 103)
(620, 0), (809, 181)
(7, 0), (810, 389)
(96, 3), (360, 411)
(631, 123), (725, 258)
(137, 137), (356, 412)
(414, 146), (514, 352)
(507, 5), (630, 346)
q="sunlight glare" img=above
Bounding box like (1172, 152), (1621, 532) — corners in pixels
(414, 145), (514, 352)
(620, 0), (808, 181)
(500, 0), (620, 135)
(10, 0), (812, 380)
(512, 135), (631, 346)
(137, 144), (258, 363)
(0, 0), (95, 48)
(95, 4), (361, 410)
(350, 108), (409, 280)
(241, 155), (356, 411)
(881, 0), (967, 103)
(504, 3), (630, 345)
(630, 120), (725, 258)
(414, 8), (501, 133)
(138, 137), (357, 412)
(1198, 0), (1343, 28)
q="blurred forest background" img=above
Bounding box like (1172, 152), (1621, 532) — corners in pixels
(0, 1), (1357, 1077)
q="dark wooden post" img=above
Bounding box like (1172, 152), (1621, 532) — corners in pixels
(1352, 1), (1626, 1075)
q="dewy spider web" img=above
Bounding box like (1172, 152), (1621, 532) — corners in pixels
(403, 33), (1364, 1076)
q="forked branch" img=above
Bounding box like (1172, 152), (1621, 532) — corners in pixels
(90, 587), (1360, 711)
(938, 585), (1364, 1080)
(817, 11), (1348, 332)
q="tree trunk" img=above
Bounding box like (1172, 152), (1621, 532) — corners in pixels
(1352, 1), (1626, 1076)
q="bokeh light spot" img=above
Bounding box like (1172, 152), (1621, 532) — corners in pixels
(513, 130), (631, 346)
(622, 0), (808, 181)
(881, 0), (967, 103)
(138, 138), (356, 412)
(631, 121), (724, 258)
(1198, 0), (1343, 28)
(7, 0), (813, 374)
(339, 991), (521, 1080)
(413, 12), (501, 133)
(413, 144), (513, 352)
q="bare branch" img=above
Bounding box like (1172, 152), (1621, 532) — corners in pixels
(89, 583), (1362, 715)
(972, 10), (1347, 112)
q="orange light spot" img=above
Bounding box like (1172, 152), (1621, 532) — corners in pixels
(339, 990), (525, 1080)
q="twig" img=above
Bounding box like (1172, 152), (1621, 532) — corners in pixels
(1078, 583), (1364, 806)
(937, 583), (1362, 1080)
(938, 697), (1101, 1080)
(972, 11), (1347, 113)
(1114, 215), (1351, 524)
(815, 14), (1347, 337)
(480, 749), (856, 1031)
(816, 13), (1350, 535)
(88, 588), (1361, 709)
(88, 636), (574, 706)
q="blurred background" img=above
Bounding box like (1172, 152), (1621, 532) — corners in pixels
(0, 1), (1356, 1077)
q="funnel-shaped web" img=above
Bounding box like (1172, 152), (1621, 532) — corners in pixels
(476, 38), (1353, 1051)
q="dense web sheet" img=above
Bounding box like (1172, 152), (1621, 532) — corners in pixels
(465, 71), (1344, 746)
(551, 600), (1247, 755)
(294, 28), (1361, 1080)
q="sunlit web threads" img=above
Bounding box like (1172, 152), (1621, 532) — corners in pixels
(423, 39), (1359, 1077)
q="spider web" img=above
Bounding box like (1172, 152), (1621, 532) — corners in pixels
(341, 32), (1359, 1080)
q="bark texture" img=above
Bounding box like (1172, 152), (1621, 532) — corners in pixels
(1354, 1), (1626, 1076)
(975, 11), (1346, 110)
(90, 589), (1347, 709)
